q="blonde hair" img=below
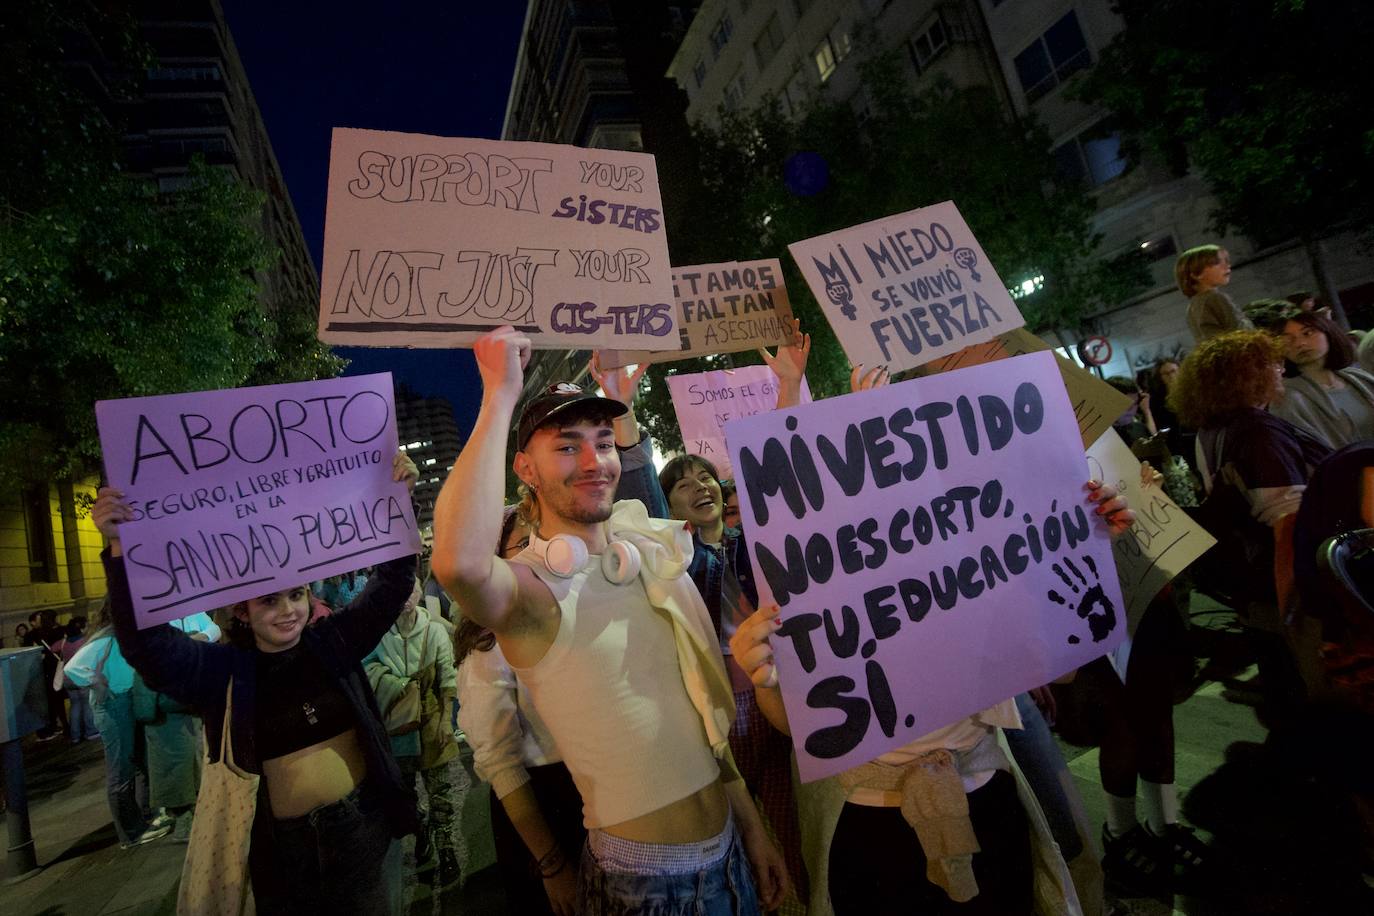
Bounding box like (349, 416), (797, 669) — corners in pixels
(1175, 244), (1226, 297)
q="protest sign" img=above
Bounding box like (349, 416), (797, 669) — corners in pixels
(666, 365), (811, 480)
(726, 351), (1125, 781)
(95, 374), (421, 629)
(600, 259), (798, 368)
(787, 200), (1024, 375)
(923, 328), (1133, 448)
(319, 128), (676, 350)
(1086, 430), (1215, 633)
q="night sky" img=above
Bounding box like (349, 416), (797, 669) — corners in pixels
(221, 1), (530, 433)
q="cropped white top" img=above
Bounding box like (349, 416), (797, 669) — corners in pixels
(508, 547), (719, 829)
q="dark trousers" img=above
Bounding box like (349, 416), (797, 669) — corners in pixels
(1092, 598), (1186, 795)
(252, 780), (402, 916)
(828, 770), (1032, 916)
(490, 762), (587, 916)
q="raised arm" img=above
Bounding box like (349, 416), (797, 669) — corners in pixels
(93, 488), (232, 711)
(318, 452), (421, 658)
(759, 318), (811, 410)
(589, 352), (670, 518)
(431, 327), (530, 631)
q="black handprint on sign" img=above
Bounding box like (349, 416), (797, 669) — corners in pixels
(1047, 555), (1117, 645)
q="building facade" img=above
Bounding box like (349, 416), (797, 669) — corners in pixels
(503, 0), (702, 407)
(668, 0), (1374, 378)
(395, 391), (463, 544)
(1, 0), (320, 632)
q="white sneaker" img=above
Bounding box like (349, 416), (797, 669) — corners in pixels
(120, 823), (172, 849)
(148, 810), (175, 831)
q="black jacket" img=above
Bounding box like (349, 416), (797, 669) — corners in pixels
(107, 549), (422, 843)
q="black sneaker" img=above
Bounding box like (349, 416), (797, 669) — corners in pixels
(1149, 822), (1210, 890)
(1102, 824), (1169, 898)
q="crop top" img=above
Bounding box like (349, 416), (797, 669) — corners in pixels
(508, 548), (719, 829)
(255, 644), (357, 761)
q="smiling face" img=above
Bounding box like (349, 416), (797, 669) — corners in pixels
(1281, 319), (1330, 369)
(235, 585), (311, 652)
(667, 460), (723, 532)
(514, 417), (621, 529)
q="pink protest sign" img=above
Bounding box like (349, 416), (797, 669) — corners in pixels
(666, 365), (810, 480)
(725, 351), (1124, 781)
(95, 373), (421, 629)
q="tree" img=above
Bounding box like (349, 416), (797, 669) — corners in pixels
(1077, 0), (1374, 321)
(635, 56), (1143, 456)
(0, 1), (340, 492)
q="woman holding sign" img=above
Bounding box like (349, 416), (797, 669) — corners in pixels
(730, 479), (1136, 916)
(94, 452), (421, 916)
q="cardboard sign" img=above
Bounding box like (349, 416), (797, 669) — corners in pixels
(601, 259), (798, 368)
(96, 374), (421, 629)
(726, 352), (1125, 781)
(924, 328), (1133, 449)
(787, 200), (1024, 375)
(667, 365), (811, 480)
(1086, 430), (1216, 633)
(319, 128), (676, 350)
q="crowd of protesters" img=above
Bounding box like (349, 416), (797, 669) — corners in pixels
(8, 240), (1369, 915)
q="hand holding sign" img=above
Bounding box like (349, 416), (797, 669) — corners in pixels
(758, 318), (811, 409)
(588, 351), (648, 409)
(474, 326), (532, 402)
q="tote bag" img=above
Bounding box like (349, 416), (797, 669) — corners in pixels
(178, 682), (258, 916)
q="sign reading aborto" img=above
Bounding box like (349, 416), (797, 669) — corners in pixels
(788, 200), (1024, 375)
(599, 259), (798, 369)
(726, 352), (1124, 781)
(319, 127), (677, 350)
(96, 373), (421, 630)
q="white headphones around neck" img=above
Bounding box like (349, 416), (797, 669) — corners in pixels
(526, 531), (641, 584)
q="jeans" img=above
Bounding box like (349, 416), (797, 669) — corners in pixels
(253, 780), (403, 916)
(67, 686), (98, 742)
(91, 689), (149, 845)
(579, 820), (760, 916)
(1007, 691), (1084, 860)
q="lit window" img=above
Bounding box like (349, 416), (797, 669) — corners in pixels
(814, 38), (837, 81)
(1013, 10), (1091, 103)
(425, 458), (437, 465)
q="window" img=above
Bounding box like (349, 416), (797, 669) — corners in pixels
(693, 58), (707, 88)
(710, 14), (734, 58)
(23, 485), (58, 583)
(813, 25), (849, 83)
(1013, 10), (1091, 103)
(783, 67), (809, 115)
(1051, 123), (1127, 186)
(753, 13), (785, 71)
(723, 69), (748, 111)
(147, 65), (221, 81)
(908, 13), (950, 74)
(814, 37), (837, 82)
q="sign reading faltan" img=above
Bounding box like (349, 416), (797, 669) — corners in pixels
(788, 200), (1025, 375)
(319, 127), (677, 350)
(599, 259), (797, 368)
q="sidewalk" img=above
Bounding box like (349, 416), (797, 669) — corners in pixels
(2, 737), (504, 916)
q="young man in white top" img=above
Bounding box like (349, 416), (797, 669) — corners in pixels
(432, 326), (787, 915)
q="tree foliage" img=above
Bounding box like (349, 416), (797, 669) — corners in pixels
(0, 1), (340, 492)
(637, 55), (1143, 456)
(1078, 0), (1374, 251)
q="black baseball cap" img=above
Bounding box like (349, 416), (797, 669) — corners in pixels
(516, 383), (626, 450)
